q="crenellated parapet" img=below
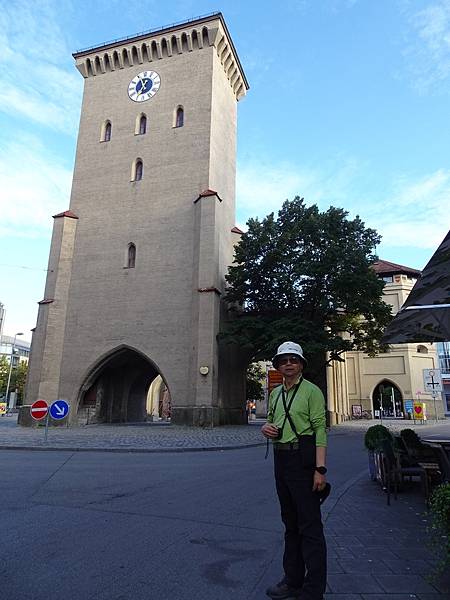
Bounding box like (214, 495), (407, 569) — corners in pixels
(73, 12), (248, 100)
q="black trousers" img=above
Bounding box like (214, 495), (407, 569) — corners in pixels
(274, 449), (327, 600)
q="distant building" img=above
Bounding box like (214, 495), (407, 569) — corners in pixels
(327, 260), (444, 423)
(0, 302), (5, 340)
(0, 335), (31, 367)
(437, 342), (450, 416)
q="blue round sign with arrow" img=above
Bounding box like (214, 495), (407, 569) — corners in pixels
(50, 399), (70, 420)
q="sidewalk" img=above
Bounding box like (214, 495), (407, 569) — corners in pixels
(321, 473), (449, 599)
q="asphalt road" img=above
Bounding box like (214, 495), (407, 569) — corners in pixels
(1, 430), (369, 600)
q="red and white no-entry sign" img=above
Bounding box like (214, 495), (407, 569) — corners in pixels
(31, 399), (48, 421)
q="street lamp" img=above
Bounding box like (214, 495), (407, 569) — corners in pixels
(4, 332), (24, 413)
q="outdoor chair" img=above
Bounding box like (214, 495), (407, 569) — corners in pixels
(400, 430), (436, 464)
(377, 438), (429, 506)
(425, 444), (450, 483)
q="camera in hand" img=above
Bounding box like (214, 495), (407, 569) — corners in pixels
(274, 426), (282, 440)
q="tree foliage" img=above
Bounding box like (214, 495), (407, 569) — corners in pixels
(246, 363), (265, 402)
(222, 197), (392, 370)
(0, 356), (28, 404)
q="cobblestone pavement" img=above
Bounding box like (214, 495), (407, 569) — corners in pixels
(0, 414), (448, 452)
(0, 414), (266, 451)
(322, 472), (450, 598)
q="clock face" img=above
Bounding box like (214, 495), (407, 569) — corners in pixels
(128, 71), (161, 102)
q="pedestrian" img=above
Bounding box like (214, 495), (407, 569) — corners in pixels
(262, 341), (329, 600)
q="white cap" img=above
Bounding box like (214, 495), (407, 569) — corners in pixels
(272, 341), (307, 366)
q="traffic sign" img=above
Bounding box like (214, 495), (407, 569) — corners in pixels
(31, 399), (48, 421)
(423, 369), (442, 393)
(50, 400), (69, 420)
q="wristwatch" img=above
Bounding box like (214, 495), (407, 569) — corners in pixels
(315, 466), (327, 475)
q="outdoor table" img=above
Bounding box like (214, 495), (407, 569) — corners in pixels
(422, 438), (450, 482)
(422, 438), (450, 444)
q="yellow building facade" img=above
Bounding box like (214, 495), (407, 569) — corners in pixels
(327, 260), (443, 424)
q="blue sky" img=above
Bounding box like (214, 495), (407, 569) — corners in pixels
(1, 0), (449, 340)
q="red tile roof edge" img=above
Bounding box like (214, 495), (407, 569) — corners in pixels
(373, 259), (421, 276)
(38, 299), (54, 305)
(53, 210), (79, 219)
(231, 226), (244, 234)
(194, 189), (223, 203)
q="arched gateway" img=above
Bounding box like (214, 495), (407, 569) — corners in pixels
(24, 14), (249, 426)
(372, 380), (404, 419)
(77, 347), (167, 423)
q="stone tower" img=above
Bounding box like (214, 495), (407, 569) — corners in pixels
(25, 13), (249, 426)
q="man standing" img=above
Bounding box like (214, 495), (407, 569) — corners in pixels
(262, 341), (328, 600)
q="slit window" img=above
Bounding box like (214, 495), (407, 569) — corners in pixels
(175, 107), (184, 128)
(135, 159), (143, 181)
(127, 244), (136, 268)
(139, 115), (147, 135)
(104, 122), (112, 141)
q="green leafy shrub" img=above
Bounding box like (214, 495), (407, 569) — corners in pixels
(400, 428), (422, 448)
(364, 424), (392, 451)
(428, 483), (450, 574)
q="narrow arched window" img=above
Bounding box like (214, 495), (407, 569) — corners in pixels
(135, 159), (143, 181)
(139, 115), (147, 134)
(101, 120), (112, 142)
(127, 243), (136, 268)
(104, 121), (112, 141)
(175, 106), (184, 128)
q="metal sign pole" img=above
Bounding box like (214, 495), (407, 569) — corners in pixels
(432, 391), (438, 423)
(44, 411), (50, 442)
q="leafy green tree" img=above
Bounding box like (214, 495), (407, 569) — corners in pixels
(222, 197), (392, 390)
(246, 363), (265, 402)
(0, 357), (28, 405)
(12, 361), (28, 405)
(0, 356), (9, 396)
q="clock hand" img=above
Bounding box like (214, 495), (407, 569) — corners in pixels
(138, 77), (147, 93)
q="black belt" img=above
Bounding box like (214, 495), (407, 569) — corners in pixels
(273, 441), (300, 451)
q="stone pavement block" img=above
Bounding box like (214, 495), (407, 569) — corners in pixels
(334, 535), (365, 547)
(335, 548), (358, 559)
(324, 595), (363, 600)
(427, 573), (450, 595)
(361, 595), (420, 600)
(339, 548), (399, 561)
(386, 558), (433, 575)
(328, 558), (345, 574)
(390, 548), (435, 560)
(417, 595), (449, 600)
(327, 574), (384, 594)
(338, 559), (394, 574)
(374, 574), (438, 594)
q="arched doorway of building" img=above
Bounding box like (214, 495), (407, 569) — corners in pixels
(77, 347), (170, 424)
(372, 380), (404, 419)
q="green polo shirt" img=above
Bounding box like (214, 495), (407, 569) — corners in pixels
(267, 378), (327, 447)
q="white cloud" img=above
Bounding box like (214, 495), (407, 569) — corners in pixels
(0, 135), (73, 238)
(236, 159), (449, 252)
(0, 0), (82, 133)
(402, 0), (450, 92)
(236, 156), (361, 223)
(373, 169), (450, 249)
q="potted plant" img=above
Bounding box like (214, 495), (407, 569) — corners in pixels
(364, 424), (392, 480)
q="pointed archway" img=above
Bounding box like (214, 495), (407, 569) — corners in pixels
(77, 347), (169, 423)
(372, 380), (404, 419)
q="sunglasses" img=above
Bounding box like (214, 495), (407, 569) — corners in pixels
(278, 356), (301, 365)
